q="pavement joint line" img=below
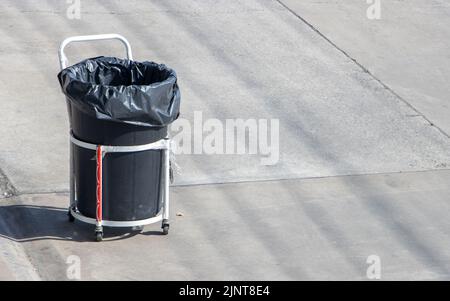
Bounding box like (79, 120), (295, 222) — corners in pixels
(170, 168), (450, 188)
(11, 167), (450, 197)
(15, 190), (70, 196)
(275, 0), (450, 139)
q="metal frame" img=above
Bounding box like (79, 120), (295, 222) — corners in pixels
(70, 207), (163, 228)
(70, 134), (170, 229)
(61, 34), (170, 241)
(59, 34), (133, 69)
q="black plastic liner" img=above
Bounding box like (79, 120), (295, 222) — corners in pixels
(58, 57), (180, 221)
(58, 56), (180, 128)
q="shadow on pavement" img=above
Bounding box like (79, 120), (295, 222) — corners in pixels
(0, 204), (156, 242)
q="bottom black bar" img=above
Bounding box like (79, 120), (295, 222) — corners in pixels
(0, 281), (448, 298)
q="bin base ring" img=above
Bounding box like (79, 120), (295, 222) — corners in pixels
(70, 207), (163, 228)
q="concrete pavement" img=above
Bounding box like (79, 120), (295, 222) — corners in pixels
(1, 0), (449, 192)
(0, 0), (449, 280)
(280, 0), (450, 135)
(2, 170), (450, 280)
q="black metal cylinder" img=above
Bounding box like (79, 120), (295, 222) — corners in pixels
(58, 56), (180, 222)
(71, 104), (166, 221)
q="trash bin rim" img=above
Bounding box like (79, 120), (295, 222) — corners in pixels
(58, 56), (181, 128)
(59, 56), (178, 90)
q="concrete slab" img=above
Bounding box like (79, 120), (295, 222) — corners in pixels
(1, 170), (450, 280)
(0, 213), (40, 280)
(279, 0), (450, 135)
(0, 0), (449, 193)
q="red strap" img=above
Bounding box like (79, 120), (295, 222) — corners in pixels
(96, 146), (103, 222)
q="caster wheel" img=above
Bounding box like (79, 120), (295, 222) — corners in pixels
(68, 210), (75, 222)
(95, 231), (103, 242)
(133, 226), (144, 232)
(162, 224), (169, 235)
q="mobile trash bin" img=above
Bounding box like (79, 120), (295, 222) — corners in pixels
(57, 34), (181, 241)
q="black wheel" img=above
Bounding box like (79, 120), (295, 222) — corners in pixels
(162, 224), (169, 235)
(68, 209), (75, 222)
(95, 231), (103, 242)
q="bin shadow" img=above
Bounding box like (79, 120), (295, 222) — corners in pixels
(0, 204), (160, 242)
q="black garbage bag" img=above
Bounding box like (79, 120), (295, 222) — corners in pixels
(57, 56), (180, 127)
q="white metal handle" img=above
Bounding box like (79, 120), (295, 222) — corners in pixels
(59, 34), (133, 70)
